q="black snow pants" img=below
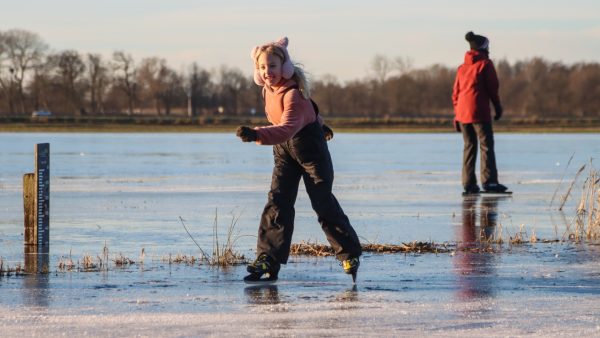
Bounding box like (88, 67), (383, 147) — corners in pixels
(256, 121), (362, 264)
(460, 122), (499, 189)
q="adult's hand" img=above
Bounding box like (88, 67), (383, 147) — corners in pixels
(236, 126), (258, 142)
(322, 124), (334, 141)
(454, 120), (461, 133)
(494, 103), (503, 121)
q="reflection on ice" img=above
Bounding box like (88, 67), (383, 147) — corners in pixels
(453, 196), (510, 301)
(332, 285), (359, 304)
(22, 273), (50, 308)
(244, 284), (281, 305)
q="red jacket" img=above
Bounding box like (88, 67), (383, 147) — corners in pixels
(452, 50), (501, 123)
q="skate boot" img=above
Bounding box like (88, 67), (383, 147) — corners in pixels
(244, 253), (280, 283)
(342, 257), (360, 284)
(462, 185), (480, 196)
(483, 183), (508, 193)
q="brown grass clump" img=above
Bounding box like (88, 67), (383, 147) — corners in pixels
(458, 246), (497, 254)
(56, 244), (115, 272)
(162, 254), (197, 265)
(364, 241), (451, 254)
(509, 224), (529, 245)
(0, 257), (24, 277)
(530, 228), (538, 243)
(81, 254), (98, 271)
(58, 258), (75, 270)
(290, 240), (452, 257)
(58, 250), (76, 271)
(290, 241), (333, 256)
(113, 253), (135, 266)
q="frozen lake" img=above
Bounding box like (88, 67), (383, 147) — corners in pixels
(2, 132), (598, 258)
(1, 132), (600, 336)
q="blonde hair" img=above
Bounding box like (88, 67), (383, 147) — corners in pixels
(255, 45), (311, 99)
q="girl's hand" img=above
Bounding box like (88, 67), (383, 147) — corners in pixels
(322, 124), (334, 141)
(236, 126), (258, 142)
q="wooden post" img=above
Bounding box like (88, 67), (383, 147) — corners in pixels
(23, 143), (50, 273)
(23, 173), (36, 245)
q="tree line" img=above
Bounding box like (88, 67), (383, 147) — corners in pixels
(1, 28), (599, 119)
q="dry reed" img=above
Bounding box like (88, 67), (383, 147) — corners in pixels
(550, 152), (574, 208)
(58, 250), (76, 271)
(559, 164), (587, 211)
(81, 254), (98, 271)
(509, 224), (528, 245)
(178, 209), (247, 267)
(209, 209), (247, 266)
(569, 163), (600, 241)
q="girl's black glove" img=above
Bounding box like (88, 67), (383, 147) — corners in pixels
(236, 126), (257, 142)
(322, 124), (334, 141)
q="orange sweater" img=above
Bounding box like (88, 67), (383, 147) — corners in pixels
(256, 79), (322, 145)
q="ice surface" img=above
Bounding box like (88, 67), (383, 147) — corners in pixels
(2, 251), (600, 337)
(1, 133), (600, 336)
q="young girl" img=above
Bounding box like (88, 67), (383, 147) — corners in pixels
(236, 37), (362, 283)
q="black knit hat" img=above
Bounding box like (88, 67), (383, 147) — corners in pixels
(465, 31), (489, 51)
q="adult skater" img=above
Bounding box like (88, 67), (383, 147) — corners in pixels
(452, 31), (509, 195)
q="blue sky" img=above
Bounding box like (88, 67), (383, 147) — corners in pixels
(2, 0), (599, 81)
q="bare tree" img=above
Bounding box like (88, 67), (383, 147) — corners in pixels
(569, 63), (600, 117)
(0, 31), (6, 62)
(217, 66), (248, 115)
(3, 29), (48, 114)
(3, 27), (600, 121)
(27, 55), (54, 113)
(51, 50), (85, 115)
(161, 68), (184, 116)
(137, 57), (168, 115)
(312, 74), (340, 116)
(0, 31), (10, 113)
(112, 51), (137, 115)
(370, 54), (392, 84)
(189, 62), (213, 116)
(87, 53), (109, 114)
(394, 56), (414, 75)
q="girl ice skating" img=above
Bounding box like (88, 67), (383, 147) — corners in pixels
(236, 37), (362, 283)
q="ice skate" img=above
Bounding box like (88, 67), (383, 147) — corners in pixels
(244, 253), (280, 284)
(462, 185), (481, 196)
(342, 257), (360, 284)
(483, 183), (509, 193)
(482, 183), (511, 195)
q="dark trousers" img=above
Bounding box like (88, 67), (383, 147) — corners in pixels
(257, 121), (362, 264)
(460, 122), (499, 189)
